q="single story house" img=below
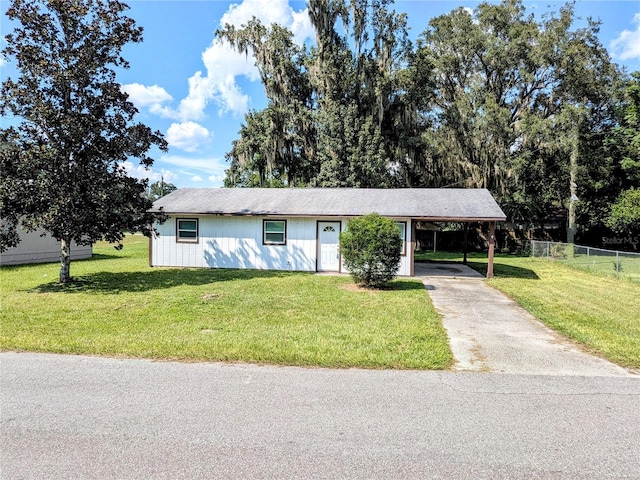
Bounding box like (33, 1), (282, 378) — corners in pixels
(149, 188), (506, 278)
(0, 227), (92, 266)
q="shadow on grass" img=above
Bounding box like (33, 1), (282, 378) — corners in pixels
(387, 280), (426, 291)
(30, 268), (307, 294)
(465, 261), (539, 280)
(88, 253), (125, 261)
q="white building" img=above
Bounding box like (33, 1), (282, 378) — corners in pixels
(0, 227), (92, 266)
(149, 188), (506, 278)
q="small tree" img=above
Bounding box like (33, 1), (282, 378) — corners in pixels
(147, 179), (177, 202)
(340, 213), (403, 288)
(0, 0), (167, 283)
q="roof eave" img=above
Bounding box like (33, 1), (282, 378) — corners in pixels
(150, 211), (506, 222)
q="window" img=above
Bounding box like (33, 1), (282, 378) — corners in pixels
(177, 218), (198, 243)
(396, 222), (407, 256)
(263, 220), (286, 245)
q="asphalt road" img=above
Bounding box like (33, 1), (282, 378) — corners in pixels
(2, 352), (639, 479)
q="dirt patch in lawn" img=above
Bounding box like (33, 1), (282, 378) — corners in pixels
(339, 283), (381, 293)
(201, 293), (222, 301)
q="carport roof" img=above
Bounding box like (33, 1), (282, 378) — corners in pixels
(151, 188), (506, 222)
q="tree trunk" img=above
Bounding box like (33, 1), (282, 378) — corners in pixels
(59, 237), (72, 283)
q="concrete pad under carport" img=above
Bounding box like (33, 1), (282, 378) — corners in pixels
(414, 262), (632, 376)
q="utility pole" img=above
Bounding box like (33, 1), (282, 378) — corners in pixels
(567, 124), (579, 244)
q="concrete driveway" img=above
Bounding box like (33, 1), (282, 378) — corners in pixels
(414, 262), (632, 376)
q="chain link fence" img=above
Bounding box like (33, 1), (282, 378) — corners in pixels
(530, 240), (640, 282)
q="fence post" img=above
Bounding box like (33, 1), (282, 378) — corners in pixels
(586, 247), (590, 269)
(546, 241), (550, 258)
(616, 252), (620, 276)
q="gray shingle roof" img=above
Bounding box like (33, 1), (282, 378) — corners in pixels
(151, 188), (506, 221)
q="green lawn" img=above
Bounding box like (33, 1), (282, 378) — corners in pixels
(529, 242), (640, 282)
(0, 237), (451, 369)
(417, 251), (640, 368)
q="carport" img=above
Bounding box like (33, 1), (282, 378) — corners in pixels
(404, 190), (506, 279)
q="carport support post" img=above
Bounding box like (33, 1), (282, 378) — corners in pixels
(463, 223), (468, 265)
(487, 221), (496, 279)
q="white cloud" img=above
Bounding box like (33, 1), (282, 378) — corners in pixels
(122, 83), (173, 115)
(159, 155), (226, 176)
(166, 121), (211, 152)
(191, 175), (203, 182)
(123, 161), (178, 184)
(290, 8), (316, 44)
(610, 13), (640, 61)
(208, 174), (226, 187)
(173, 0), (314, 120)
(123, 1), (314, 123)
(220, 0), (292, 27)
(0, 57), (6, 67)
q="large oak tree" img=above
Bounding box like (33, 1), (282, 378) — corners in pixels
(0, 0), (167, 282)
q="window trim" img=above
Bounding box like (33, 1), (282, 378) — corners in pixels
(176, 218), (199, 244)
(263, 219), (287, 246)
(396, 221), (407, 256)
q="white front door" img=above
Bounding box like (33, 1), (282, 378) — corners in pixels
(317, 222), (341, 272)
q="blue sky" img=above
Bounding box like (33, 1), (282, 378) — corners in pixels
(2, 0), (640, 188)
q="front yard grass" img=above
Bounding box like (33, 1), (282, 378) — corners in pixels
(0, 237), (451, 369)
(417, 251), (640, 368)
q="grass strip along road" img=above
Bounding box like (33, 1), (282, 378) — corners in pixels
(1, 236), (450, 369)
(3, 238), (638, 369)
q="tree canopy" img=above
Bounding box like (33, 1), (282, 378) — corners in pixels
(0, 0), (167, 282)
(606, 73), (640, 235)
(219, 0), (638, 246)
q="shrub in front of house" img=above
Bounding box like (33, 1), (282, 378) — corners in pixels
(340, 213), (403, 288)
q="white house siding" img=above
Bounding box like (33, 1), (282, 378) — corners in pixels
(151, 216), (413, 275)
(0, 228), (93, 266)
(152, 216), (317, 271)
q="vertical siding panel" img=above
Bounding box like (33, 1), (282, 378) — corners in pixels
(195, 228), (202, 268)
(233, 217), (242, 268)
(150, 224), (158, 266)
(153, 225), (162, 267)
(297, 218), (314, 271)
(220, 218), (228, 268)
(176, 235), (182, 267)
(190, 242), (196, 267)
(163, 220), (171, 266)
(158, 219), (174, 267)
(201, 217), (209, 268)
(251, 217), (259, 269)
(211, 219), (219, 268)
(157, 224), (165, 266)
(167, 237), (173, 267)
(154, 227), (161, 266)
(287, 219), (296, 270)
(254, 217), (266, 270)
